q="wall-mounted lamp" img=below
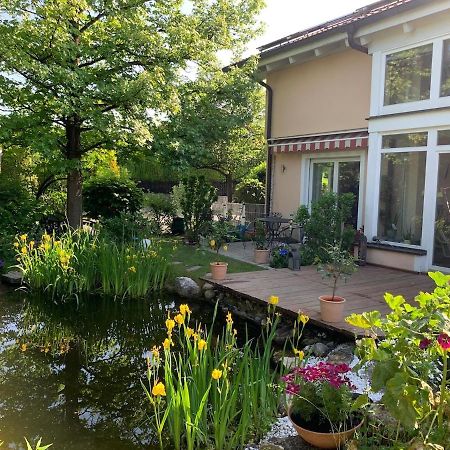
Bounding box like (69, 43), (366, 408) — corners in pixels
(282, 165), (286, 173)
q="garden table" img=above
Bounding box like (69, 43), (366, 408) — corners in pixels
(258, 216), (292, 246)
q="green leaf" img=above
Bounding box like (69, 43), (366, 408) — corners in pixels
(346, 311), (381, 329)
(371, 359), (399, 392)
(428, 271), (450, 288)
(384, 293), (405, 311)
(351, 393), (369, 411)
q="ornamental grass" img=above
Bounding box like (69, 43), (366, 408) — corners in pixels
(144, 302), (307, 450)
(14, 229), (171, 301)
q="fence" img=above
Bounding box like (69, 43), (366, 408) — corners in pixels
(212, 197), (265, 225)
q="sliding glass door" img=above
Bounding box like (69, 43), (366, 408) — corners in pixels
(310, 159), (361, 228)
(433, 153), (450, 268)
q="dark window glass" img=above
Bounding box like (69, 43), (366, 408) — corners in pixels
(382, 132), (428, 148)
(438, 130), (450, 146)
(384, 44), (433, 105)
(441, 39), (450, 97)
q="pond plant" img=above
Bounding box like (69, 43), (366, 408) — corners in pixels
(14, 229), (171, 300)
(346, 271), (450, 448)
(144, 301), (307, 450)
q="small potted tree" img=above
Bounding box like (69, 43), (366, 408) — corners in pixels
(209, 220), (231, 281)
(317, 244), (357, 323)
(253, 220), (270, 264)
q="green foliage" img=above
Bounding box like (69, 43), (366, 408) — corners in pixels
(346, 272), (450, 447)
(234, 178), (265, 203)
(25, 438), (52, 450)
(143, 193), (175, 234)
(144, 304), (283, 450)
(180, 176), (217, 243)
(317, 244), (358, 299)
(270, 244), (289, 268)
(208, 220), (233, 260)
(15, 229), (171, 300)
(83, 176), (143, 219)
(98, 212), (156, 243)
(0, 0), (265, 225)
(253, 219), (268, 250)
(294, 192), (356, 265)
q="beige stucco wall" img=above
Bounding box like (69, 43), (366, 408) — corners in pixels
(271, 152), (301, 218)
(267, 49), (372, 138)
(366, 249), (417, 272)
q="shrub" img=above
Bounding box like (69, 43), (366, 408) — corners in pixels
(14, 229), (171, 300)
(234, 178), (265, 204)
(83, 176), (143, 219)
(270, 244), (289, 268)
(294, 192), (356, 265)
(179, 176), (217, 243)
(346, 271), (450, 447)
(143, 193), (175, 233)
(99, 212), (157, 242)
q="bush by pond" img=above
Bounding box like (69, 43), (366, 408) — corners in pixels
(14, 229), (171, 300)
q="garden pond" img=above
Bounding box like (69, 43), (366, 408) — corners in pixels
(0, 287), (244, 449)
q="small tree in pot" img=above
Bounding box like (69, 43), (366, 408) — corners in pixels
(253, 220), (270, 264)
(317, 244), (357, 323)
(208, 220), (232, 281)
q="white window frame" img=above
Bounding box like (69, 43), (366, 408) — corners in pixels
(300, 151), (366, 229)
(378, 35), (450, 115)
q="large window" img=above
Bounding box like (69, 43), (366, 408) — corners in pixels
(384, 44), (433, 105)
(441, 39), (450, 97)
(377, 152), (426, 245)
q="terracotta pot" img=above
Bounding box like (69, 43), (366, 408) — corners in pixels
(210, 262), (228, 281)
(319, 295), (346, 323)
(254, 249), (270, 264)
(288, 408), (363, 449)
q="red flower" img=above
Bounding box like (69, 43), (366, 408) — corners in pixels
(437, 333), (450, 351)
(419, 338), (432, 350)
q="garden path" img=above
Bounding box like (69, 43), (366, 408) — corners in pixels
(203, 265), (436, 337)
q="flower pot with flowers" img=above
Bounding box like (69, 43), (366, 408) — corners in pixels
(208, 220), (231, 281)
(282, 362), (363, 449)
(253, 220), (270, 264)
(317, 244), (357, 323)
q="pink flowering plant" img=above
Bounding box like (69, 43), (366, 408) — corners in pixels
(282, 362), (358, 431)
(346, 271), (450, 446)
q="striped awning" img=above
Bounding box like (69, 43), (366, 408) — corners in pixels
(269, 130), (369, 153)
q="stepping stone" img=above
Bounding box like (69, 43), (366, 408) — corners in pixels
(186, 265), (202, 272)
(1, 270), (23, 286)
(171, 261), (183, 265)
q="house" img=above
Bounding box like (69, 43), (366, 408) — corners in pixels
(256, 0), (450, 272)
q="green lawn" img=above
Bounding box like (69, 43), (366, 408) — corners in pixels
(163, 239), (264, 283)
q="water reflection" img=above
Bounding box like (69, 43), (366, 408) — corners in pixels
(0, 291), (216, 449)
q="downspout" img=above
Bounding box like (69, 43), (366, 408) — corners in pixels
(346, 26), (368, 54)
(257, 79), (273, 216)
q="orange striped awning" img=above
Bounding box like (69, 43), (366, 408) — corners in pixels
(269, 130), (369, 154)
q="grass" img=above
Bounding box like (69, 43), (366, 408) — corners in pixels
(163, 239), (264, 283)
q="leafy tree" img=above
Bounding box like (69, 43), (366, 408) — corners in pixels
(155, 65), (266, 200)
(0, 0), (264, 227)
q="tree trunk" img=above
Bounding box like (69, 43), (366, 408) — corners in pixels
(66, 116), (83, 228)
(226, 173), (233, 202)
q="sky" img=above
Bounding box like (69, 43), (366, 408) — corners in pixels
(246, 0), (378, 55)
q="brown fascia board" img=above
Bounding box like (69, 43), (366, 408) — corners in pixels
(256, 0), (428, 60)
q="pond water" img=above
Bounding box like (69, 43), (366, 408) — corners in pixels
(0, 288), (222, 449)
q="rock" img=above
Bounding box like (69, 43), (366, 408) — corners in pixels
(304, 342), (330, 357)
(282, 356), (299, 370)
(173, 277), (201, 299)
(204, 289), (216, 300)
(1, 271), (23, 286)
(260, 444), (284, 450)
(327, 343), (355, 365)
(202, 282), (214, 292)
(217, 292), (224, 301)
(186, 265), (202, 272)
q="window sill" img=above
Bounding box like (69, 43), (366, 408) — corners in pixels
(367, 242), (427, 256)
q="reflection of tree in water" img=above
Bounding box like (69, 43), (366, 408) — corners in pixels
(0, 293), (213, 449)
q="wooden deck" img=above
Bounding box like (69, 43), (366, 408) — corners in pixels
(204, 266), (436, 337)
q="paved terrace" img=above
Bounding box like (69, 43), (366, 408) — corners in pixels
(203, 265), (435, 337)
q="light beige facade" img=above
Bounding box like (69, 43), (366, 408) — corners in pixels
(267, 49), (372, 138)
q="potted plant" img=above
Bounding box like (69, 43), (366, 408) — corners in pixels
(253, 220), (270, 264)
(282, 362), (363, 449)
(317, 244), (357, 323)
(208, 220), (231, 281)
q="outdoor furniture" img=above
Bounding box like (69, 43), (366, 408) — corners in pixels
(258, 215), (291, 247)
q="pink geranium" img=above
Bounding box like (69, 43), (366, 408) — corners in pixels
(437, 333), (450, 351)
